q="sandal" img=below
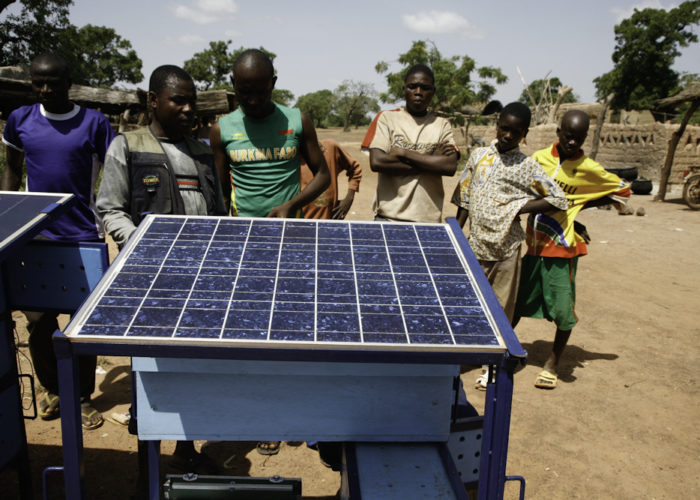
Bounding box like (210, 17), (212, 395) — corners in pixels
(81, 401), (104, 430)
(256, 441), (281, 456)
(534, 370), (558, 389)
(474, 367), (488, 391)
(38, 393), (60, 420)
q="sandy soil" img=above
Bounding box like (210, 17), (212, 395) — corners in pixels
(3, 127), (699, 499)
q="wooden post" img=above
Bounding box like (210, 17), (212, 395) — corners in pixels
(590, 93), (614, 161)
(655, 100), (700, 201)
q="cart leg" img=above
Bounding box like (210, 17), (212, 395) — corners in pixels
(54, 332), (86, 500)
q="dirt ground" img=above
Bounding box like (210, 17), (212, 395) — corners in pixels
(3, 126), (699, 499)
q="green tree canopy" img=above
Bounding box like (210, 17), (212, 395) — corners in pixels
(296, 89), (335, 128)
(183, 40), (236, 90)
(59, 24), (143, 87)
(519, 77), (577, 106)
(183, 42), (294, 105)
(0, 0), (72, 63)
(332, 80), (379, 131)
(375, 40), (507, 113)
(593, 1), (700, 110)
(0, 0), (143, 87)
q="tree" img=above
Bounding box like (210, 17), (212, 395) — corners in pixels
(332, 81), (379, 131)
(183, 40), (236, 90)
(593, 1), (700, 110)
(296, 90), (335, 128)
(59, 24), (143, 87)
(0, 0), (72, 65)
(519, 77), (577, 107)
(183, 42), (294, 104)
(0, 0), (143, 88)
(375, 40), (507, 114)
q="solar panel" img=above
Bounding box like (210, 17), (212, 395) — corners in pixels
(0, 191), (74, 261)
(65, 215), (506, 354)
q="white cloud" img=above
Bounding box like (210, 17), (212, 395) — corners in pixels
(402, 11), (482, 39)
(174, 0), (238, 25)
(178, 34), (205, 45)
(610, 1), (678, 22)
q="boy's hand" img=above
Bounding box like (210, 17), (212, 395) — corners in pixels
(574, 220), (591, 244)
(331, 191), (355, 219)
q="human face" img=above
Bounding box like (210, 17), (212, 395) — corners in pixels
(233, 65), (276, 119)
(496, 114), (527, 153)
(556, 121), (588, 159)
(30, 61), (71, 113)
(403, 72), (435, 116)
(149, 77), (197, 140)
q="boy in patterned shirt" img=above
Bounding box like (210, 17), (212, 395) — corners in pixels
(452, 102), (568, 389)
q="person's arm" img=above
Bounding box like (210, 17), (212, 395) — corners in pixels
(331, 142), (362, 220)
(582, 196), (615, 209)
(95, 136), (138, 248)
(518, 198), (563, 215)
(267, 112), (330, 218)
(456, 206), (469, 228)
(1, 145), (24, 191)
(369, 142), (459, 176)
(209, 121), (231, 214)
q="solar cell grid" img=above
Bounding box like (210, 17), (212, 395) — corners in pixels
(69, 216), (505, 352)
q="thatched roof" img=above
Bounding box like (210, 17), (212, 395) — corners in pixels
(657, 81), (700, 108)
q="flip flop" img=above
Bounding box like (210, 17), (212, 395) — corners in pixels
(38, 393), (60, 420)
(474, 368), (488, 391)
(256, 441), (281, 456)
(534, 370), (558, 389)
(81, 401), (104, 430)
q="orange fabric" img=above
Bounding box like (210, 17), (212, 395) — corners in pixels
(300, 139), (362, 219)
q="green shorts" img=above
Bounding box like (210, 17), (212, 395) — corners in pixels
(515, 255), (578, 330)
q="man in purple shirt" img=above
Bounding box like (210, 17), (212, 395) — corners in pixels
(2, 53), (115, 429)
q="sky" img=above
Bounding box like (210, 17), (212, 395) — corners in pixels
(15, 0), (700, 108)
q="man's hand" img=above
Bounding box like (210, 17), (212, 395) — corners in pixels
(267, 201), (294, 218)
(433, 142), (459, 157)
(331, 191), (355, 219)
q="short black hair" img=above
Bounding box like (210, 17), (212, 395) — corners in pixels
(31, 53), (70, 79)
(499, 102), (531, 128)
(404, 64), (434, 84)
(233, 49), (275, 80)
(149, 65), (193, 95)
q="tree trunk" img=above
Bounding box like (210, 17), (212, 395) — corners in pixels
(654, 100), (700, 201)
(590, 93), (614, 161)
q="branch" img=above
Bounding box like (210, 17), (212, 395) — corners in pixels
(655, 100), (700, 201)
(547, 86), (573, 124)
(590, 93), (614, 161)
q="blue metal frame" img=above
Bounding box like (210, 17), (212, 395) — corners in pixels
(0, 191), (75, 500)
(54, 216), (526, 500)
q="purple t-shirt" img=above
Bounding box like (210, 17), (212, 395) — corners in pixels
(3, 104), (115, 241)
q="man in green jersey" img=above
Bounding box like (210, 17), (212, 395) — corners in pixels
(210, 49), (329, 218)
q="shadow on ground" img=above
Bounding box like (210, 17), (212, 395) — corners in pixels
(519, 340), (619, 383)
(2, 441), (337, 500)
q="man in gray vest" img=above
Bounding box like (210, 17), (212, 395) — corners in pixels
(96, 65), (225, 478)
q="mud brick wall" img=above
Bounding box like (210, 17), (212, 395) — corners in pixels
(468, 123), (700, 184)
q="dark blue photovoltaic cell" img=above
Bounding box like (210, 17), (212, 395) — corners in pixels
(76, 217), (502, 350)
